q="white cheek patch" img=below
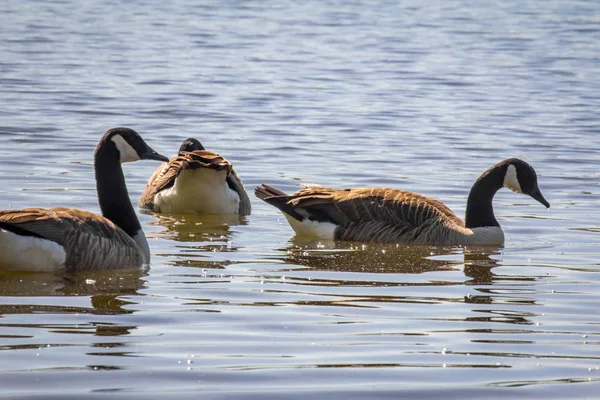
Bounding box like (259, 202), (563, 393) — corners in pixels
(111, 135), (140, 163)
(503, 164), (522, 193)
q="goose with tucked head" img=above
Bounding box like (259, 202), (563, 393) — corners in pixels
(255, 158), (549, 246)
(139, 138), (251, 215)
(0, 127), (169, 272)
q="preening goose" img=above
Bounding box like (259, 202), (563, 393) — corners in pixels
(0, 128), (169, 272)
(255, 158), (550, 246)
(139, 138), (251, 215)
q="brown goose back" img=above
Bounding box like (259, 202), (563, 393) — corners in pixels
(258, 185), (470, 245)
(0, 208), (145, 271)
(139, 150), (251, 215)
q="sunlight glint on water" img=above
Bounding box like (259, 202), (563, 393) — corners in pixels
(1, 0), (600, 398)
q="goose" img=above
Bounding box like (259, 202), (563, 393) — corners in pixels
(255, 158), (550, 246)
(139, 138), (251, 215)
(0, 127), (169, 272)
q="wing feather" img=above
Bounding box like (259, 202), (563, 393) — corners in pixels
(226, 169), (252, 215)
(140, 150), (231, 206)
(268, 186), (466, 245)
(139, 149), (251, 214)
(0, 208), (145, 271)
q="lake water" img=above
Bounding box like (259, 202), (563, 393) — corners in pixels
(1, 0), (600, 398)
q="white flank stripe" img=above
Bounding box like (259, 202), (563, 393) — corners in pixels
(0, 230), (66, 272)
(284, 214), (336, 240)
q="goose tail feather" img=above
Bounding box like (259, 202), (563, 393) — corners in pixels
(254, 184), (304, 221)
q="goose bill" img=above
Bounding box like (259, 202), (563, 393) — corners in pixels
(529, 187), (550, 208)
(141, 147), (169, 162)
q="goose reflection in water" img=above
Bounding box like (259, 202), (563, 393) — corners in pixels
(145, 211), (247, 269)
(283, 238), (509, 277)
(145, 211), (247, 243)
(462, 248), (538, 316)
(282, 237), (463, 274)
(463, 248), (502, 285)
(0, 269), (145, 336)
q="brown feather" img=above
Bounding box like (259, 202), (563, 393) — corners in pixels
(256, 185), (469, 245)
(0, 208), (145, 271)
(140, 149), (251, 215)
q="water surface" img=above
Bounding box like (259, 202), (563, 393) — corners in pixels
(1, 0), (600, 398)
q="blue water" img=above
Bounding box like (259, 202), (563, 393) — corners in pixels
(1, 0), (600, 398)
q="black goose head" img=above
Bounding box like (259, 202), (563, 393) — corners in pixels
(97, 127), (169, 163)
(178, 138), (205, 153)
(502, 158), (550, 208)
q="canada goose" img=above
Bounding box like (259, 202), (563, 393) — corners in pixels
(139, 138), (251, 215)
(255, 158), (550, 246)
(0, 127), (169, 272)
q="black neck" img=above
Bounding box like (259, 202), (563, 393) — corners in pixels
(94, 143), (141, 237)
(465, 164), (507, 229)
